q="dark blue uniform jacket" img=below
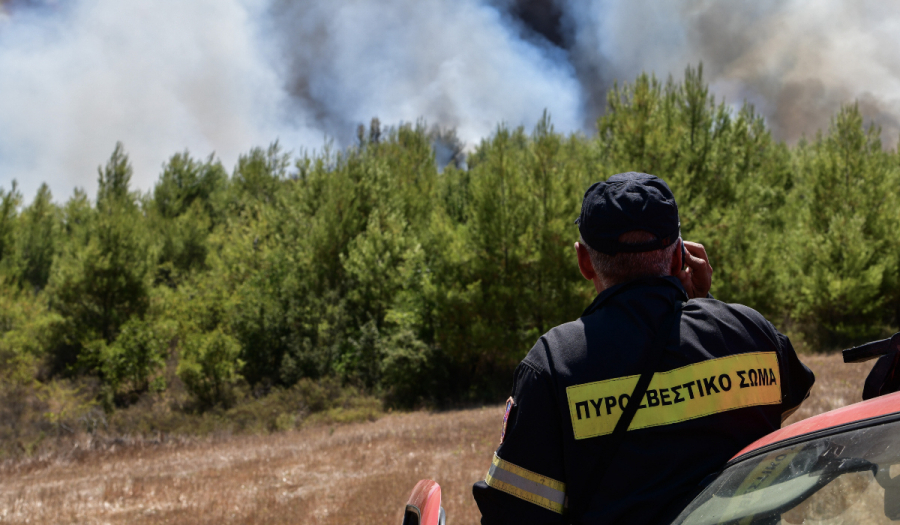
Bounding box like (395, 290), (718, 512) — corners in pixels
(473, 277), (815, 524)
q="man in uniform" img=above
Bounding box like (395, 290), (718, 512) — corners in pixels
(472, 172), (815, 524)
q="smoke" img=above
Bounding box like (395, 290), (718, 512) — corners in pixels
(552, 0), (900, 144)
(0, 0), (582, 201)
(695, 0), (900, 145)
(0, 0), (325, 201)
(266, 0), (581, 145)
(2, 0), (900, 202)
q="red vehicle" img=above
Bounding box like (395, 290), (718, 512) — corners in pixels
(401, 479), (446, 525)
(403, 334), (900, 524)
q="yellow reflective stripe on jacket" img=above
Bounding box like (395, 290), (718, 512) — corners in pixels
(567, 352), (781, 440)
(484, 453), (567, 514)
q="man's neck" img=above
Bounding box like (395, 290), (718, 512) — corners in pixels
(595, 272), (674, 295)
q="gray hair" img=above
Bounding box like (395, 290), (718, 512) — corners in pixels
(580, 230), (678, 288)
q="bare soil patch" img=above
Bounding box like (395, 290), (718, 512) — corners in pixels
(0, 353), (875, 524)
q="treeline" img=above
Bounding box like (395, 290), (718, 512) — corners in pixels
(2, 67), (900, 441)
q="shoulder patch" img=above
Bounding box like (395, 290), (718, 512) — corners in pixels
(500, 397), (515, 444)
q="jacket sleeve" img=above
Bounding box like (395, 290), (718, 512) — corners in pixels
(776, 331), (815, 419)
(473, 358), (568, 525)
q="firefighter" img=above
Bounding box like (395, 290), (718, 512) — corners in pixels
(472, 172), (814, 524)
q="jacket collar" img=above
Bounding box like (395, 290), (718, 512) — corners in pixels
(581, 275), (688, 318)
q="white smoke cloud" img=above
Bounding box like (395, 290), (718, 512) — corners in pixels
(269, 0), (582, 145)
(0, 0), (584, 203)
(0, 0), (327, 202)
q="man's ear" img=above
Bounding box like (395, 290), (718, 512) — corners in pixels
(575, 242), (597, 281)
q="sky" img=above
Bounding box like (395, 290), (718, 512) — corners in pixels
(2, 0), (900, 203)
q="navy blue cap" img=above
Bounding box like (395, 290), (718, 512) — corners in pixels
(576, 172), (680, 255)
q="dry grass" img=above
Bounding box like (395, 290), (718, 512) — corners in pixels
(0, 407), (501, 524)
(782, 352), (873, 426)
(0, 353), (876, 524)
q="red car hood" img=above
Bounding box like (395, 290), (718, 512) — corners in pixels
(732, 390), (900, 460)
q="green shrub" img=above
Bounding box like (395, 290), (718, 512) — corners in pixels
(98, 317), (173, 399)
(177, 328), (244, 407)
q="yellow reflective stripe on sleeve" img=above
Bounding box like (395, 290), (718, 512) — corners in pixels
(567, 352), (781, 440)
(484, 453), (567, 514)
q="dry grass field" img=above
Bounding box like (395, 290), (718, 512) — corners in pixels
(0, 353), (879, 524)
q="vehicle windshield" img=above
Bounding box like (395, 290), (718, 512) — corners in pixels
(673, 418), (900, 524)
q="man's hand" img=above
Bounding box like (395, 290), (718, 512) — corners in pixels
(678, 241), (712, 299)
